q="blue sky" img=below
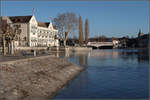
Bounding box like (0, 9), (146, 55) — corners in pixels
(1, 1), (149, 38)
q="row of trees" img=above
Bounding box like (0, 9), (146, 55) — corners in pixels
(53, 12), (89, 47)
(88, 35), (108, 42)
(0, 19), (21, 55)
(79, 15), (89, 46)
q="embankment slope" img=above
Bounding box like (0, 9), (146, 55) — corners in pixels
(0, 56), (82, 100)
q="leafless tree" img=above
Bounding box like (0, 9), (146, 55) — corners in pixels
(79, 15), (83, 46)
(99, 35), (107, 42)
(53, 12), (78, 47)
(0, 19), (10, 55)
(9, 24), (21, 54)
(0, 19), (21, 55)
(85, 18), (89, 45)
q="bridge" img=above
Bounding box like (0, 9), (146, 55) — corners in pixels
(87, 42), (114, 49)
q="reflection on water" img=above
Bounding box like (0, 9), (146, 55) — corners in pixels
(54, 49), (149, 99)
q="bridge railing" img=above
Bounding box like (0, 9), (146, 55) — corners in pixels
(87, 42), (113, 45)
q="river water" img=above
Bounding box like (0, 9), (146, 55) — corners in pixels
(54, 49), (149, 99)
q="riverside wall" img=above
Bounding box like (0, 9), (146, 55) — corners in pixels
(0, 55), (83, 100)
(69, 47), (92, 52)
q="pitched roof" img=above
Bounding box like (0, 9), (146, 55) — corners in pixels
(37, 22), (57, 30)
(3, 15), (57, 29)
(9, 15), (32, 23)
(38, 22), (49, 28)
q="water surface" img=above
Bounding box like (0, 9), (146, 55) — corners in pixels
(55, 49), (149, 99)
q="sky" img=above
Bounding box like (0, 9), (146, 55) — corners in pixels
(1, 0), (149, 38)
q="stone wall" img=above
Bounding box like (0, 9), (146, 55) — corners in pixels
(15, 47), (47, 50)
(70, 47), (92, 52)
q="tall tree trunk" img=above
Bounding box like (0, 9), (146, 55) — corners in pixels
(63, 40), (66, 47)
(2, 36), (6, 56)
(79, 16), (83, 46)
(10, 40), (14, 55)
(8, 42), (11, 54)
(85, 19), (89, 45)
(63, 32), (69, 47)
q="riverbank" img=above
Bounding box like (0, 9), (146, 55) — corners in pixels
(0, 55), (83, 100)
(70, 47), (92, 52)
(51, 46), (92, 52)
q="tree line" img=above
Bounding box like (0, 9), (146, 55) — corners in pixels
(0, 19), (21, 55)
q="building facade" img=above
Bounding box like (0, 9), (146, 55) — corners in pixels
(1, 15), (59, 47)
(138, 30), (149, 48)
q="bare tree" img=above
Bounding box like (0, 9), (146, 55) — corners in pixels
(0, 19), (21, 55)
(99, 35), (107, 42)
(79, 15), (83, 46)
(53, 12), (78, 47)
(9, 24), (21, 54)
(85, 19), (89, 45)
(0, 19), (10, 55)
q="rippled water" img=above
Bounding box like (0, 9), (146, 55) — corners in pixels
(55, 49), (149, 99)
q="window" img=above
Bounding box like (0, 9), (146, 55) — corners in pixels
(31, 25), (37, 35)
(24, 37), (27, 41)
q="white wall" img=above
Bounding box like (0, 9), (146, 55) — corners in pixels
(3, 15), (60, 47)
(29, 16), (38, 47)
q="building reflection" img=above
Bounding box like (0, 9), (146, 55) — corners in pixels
(137, 49), (149, 64)
(88, 50), (119, 60)
(57, 51), (90, 95)
(118, 49), (149, 64)
(78, 54), (89, 94)
(55, 49), (149, 64)
(79, 55), (83, 65)
(87, 49), (149, 64)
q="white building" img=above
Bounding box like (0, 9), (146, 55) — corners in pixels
(112, 39), (119, 48)
(1, 15), (59, 47)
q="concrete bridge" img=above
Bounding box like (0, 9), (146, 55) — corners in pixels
(87, 42), (114, 49)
